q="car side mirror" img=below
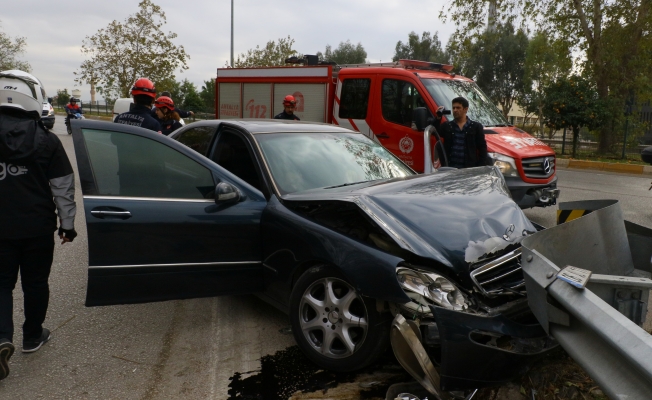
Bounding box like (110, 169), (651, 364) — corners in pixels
(215, 182), (241, 205)
(47, 97), (53, 104)
(412, 107), (430, 131)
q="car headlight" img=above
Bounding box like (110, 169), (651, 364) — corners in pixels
(396, 267), (468, 311)
(488, 153), (518, 177)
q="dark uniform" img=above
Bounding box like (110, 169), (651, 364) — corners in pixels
(273, 111), (300, 121)
(157, 118), (183, 136)
(114, 103), (162, 133)
(434, 118), (490, 168)
(0, 112), (76, 344)
(151, 106), (192, 119)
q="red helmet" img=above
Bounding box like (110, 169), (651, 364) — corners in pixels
(282, 95), (296, 106)
(131, 78), (156, 98)
(154, 96), (175, 111)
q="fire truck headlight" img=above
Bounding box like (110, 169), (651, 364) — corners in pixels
(489, 153), (518, 177)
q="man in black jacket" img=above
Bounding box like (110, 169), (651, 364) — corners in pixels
(0, 70), (77, 380)
(114, 78), (162, 133)
(433, 96), (490, 168)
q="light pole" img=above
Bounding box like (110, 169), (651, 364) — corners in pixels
(230, 0), (234, 67)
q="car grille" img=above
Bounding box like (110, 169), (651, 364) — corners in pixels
(470, 248), (525, 297)
(42, 109), (49, 116)
(522, 157), (555, 179)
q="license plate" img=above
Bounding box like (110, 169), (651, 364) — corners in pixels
(557, 266), (592, 289)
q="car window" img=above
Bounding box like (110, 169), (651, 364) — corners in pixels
(339, 78), (371, 119)
(212, 130), (262, 191)
(174, 126), (216, 157)
(82, 129), (215, 199)
(381, 79), (426, 127)
(256, 132), (413, 194)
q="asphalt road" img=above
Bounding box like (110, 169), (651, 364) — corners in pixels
(0, 115), (650, 399)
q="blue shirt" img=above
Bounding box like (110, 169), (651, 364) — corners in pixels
(449, 119), (471, 168)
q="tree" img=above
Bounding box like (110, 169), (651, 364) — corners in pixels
(55, 89), (71, 108)
(392, 31), (448, 63)
(456, 22), (529, 118)
(199, 79), (216, 111)
(75, 0), (189, 99)
(233, 36), (299, 67)
(542, 75), (604, 158)
(519, 33), (572, 138)
(441, 0), (652, 153)
(178, 79), (203, 110)
(0, 22), (30, 71)
(317, 40), (367, 64)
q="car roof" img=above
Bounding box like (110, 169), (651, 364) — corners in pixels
(193, 119), (358, 135)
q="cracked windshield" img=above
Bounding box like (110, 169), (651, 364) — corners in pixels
(421, 79), (509, 127)
(256, 132), (413, 194)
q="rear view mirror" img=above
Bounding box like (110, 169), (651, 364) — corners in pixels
(412, 107), (430, 131)
(215, 182), (241, 205)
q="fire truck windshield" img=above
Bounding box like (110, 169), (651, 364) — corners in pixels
(420, 78), (509, 127)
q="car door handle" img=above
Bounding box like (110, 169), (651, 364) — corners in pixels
(91, 210), (132, 219)
(374, 132), (390, 139)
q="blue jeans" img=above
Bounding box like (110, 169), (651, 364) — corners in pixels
(0, 235), (54, 342)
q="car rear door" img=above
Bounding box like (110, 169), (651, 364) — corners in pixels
(71, 120), (266, 306)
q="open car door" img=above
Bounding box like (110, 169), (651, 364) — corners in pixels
(71, 120), (266, 306)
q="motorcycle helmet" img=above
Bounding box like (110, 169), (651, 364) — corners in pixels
(70, 97), (79, 103)
(131, 78), (156, 98)
(282, 95), (296, 107)
(154, 96), (175, 111)
(0, 70), (45, 117)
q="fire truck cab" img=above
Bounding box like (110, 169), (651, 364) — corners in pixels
(215, 59), (559, 208)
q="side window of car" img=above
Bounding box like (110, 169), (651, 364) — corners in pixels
(212, 130), (262, 191)
(381, 79), (426, 127)
(82, 129), (215, 199)
(174, 126), (216, 156)
(339, 78), (371, 119)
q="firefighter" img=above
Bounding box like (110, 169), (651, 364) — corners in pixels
(274, 95), (300, 120)
(151, 91), (195, 119)
(114, 78), (162, 133)
(0, 70), (77, 379)
(433, 96), (489, 168)
(153, 96), (183, 136)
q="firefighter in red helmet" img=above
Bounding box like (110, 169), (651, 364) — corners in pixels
(114, 78), (162, 133)
(274, 95), (300, 121)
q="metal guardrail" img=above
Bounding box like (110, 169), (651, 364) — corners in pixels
(522, 200), (652, 399)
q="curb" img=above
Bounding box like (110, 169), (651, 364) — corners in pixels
(556, 158), (652, 175)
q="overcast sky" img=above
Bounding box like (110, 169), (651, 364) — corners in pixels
(1, 0), (461, 102)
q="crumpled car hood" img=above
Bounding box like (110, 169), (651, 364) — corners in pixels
(282, 167), (536, 278)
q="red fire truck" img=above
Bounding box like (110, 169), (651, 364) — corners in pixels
(215, 59), (559, 208)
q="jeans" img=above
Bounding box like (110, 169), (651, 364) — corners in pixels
(0, 235), (54, 342)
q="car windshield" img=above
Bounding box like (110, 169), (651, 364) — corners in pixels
(420, 78), (509, 127)
(256, 132), (414, 194)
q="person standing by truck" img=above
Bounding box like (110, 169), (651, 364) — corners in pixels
(274, 95), (300, 120)
(433, 97), (490, 169)
(0, 70), (77, 379)
(114, 78), (162, 133)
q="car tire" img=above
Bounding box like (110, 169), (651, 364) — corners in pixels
(289, 265), (390, 372)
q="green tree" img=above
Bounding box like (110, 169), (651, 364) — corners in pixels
(318, 40), (367, 64)
(55, 89), (71, 108)
(233, 36), (299, 67)
(542, 75), (604, 158)
(441, 0), (652, 153)
(155, 77), (182, 101)
(179, 79), (203, 111)
(75, 0), (189, 99)
(392, 31), (448, 63)
(457, 22), (529, 118)
(519, 33), (572, 138)
(199, 79), (216, 111)
(0, 21), (31, 71)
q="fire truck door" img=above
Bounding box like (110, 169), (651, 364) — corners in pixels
(333, 77), (379, 144)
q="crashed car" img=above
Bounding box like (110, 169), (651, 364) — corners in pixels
(70, 119), (557, 397)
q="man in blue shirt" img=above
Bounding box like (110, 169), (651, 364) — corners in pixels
(433, 97), (489, 168)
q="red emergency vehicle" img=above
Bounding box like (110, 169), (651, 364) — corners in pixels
(215, 59), (559, 208)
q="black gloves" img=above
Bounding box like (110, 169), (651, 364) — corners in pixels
(58, 227), (78, 242)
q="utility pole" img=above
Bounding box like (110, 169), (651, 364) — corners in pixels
(487, 0), (497, 32)
(230, 0), (234, 67)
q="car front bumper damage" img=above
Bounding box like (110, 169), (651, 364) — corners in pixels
(390, 301), (558, 398)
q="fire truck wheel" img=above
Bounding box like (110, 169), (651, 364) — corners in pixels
(289, 265), (390, 372)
